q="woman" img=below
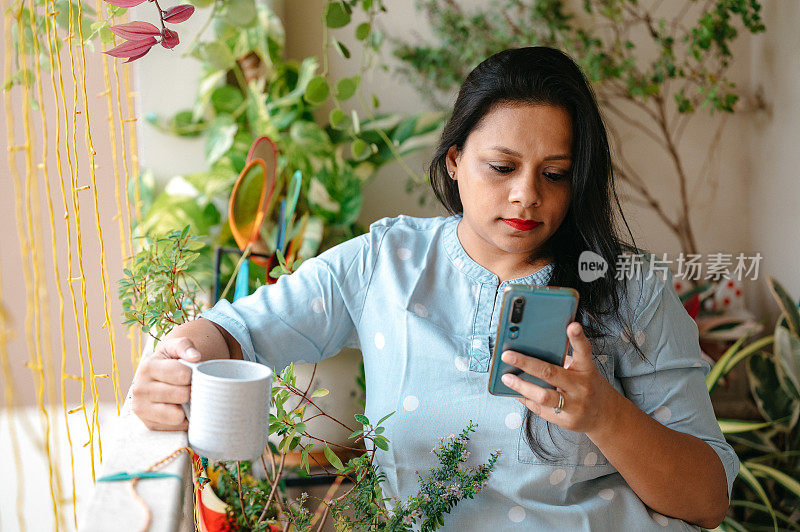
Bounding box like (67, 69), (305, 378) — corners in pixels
(131, 46), (739, 530)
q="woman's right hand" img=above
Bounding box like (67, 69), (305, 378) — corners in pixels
(130, 337), (201, 431)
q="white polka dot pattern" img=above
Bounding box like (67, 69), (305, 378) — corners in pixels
(310, 296), (324, 314)
(508, 506), (526, 523)
(454, 356), (468, 372)
(413, 303), (428, 317)
(653, 406), (672, 423)
(471, 338), (482, 349)
(374, 332), (385, 349)
(651, 512), (669, 527)
(403, 395), (419, 412)
(583, 452), (598, 466)
(598, 488), (614, 500)
(505, 412), (522, 429)
(549, 469), (567, 485)
(397, 247), (412, 260)
(634, 330), (646, 346)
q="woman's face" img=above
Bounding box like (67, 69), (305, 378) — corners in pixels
(446, 102), (573, 279)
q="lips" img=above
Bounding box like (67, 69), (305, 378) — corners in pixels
(502, 218), (541, 231)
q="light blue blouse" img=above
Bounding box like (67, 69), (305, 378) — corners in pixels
(199, 213), (740, 531)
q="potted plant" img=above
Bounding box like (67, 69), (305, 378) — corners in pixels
(701, 276), (800, 530)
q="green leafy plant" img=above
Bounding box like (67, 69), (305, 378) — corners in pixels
(211, 362), (499, 531)
(136, 0), (444, 295)
(704, 276), (800, 531)
(391, 0), (766, 264)
(118, 225), (208, 342)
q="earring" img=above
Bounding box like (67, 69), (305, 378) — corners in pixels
(448, 170), (454, 179)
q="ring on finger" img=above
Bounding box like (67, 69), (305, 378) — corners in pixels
(553, 392), (564, 415)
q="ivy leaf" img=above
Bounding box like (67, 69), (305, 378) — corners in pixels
(355, 22), (370, 41)
(304, 75), (329, 104)
(324, 1), (350, 28)
(333, 38), (350, 59)
(335, 75), (360, 101)
(329, 108), (348, 129)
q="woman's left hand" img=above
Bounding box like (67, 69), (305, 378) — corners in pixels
(500, 321), (618, 435)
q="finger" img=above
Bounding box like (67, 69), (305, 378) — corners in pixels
(566, 322), (594, 370)
(500, 350), (566, 389)
(501, 373), (561, 407)
(148, 358), (194, 386)
(144, 418), (189, 433)
(137, 402), (187, 428)
(141, 381), (191, 405)
(156, 337), (202, 362)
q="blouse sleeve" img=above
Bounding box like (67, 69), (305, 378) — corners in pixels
(197, 221), (389, 372)
(615, 268), (741, 501)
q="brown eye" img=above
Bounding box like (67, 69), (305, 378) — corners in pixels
(544, 172), (568, 182)
(490, 165), (514, 174)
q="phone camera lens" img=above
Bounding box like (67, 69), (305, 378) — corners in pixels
(510, 297), (525, 324)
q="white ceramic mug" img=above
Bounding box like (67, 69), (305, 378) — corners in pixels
(178, 358), (272, 462)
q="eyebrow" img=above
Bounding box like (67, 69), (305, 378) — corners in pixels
(488, 145), (571, 161)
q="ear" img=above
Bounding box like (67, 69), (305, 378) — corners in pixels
(446, 145), (461, 175)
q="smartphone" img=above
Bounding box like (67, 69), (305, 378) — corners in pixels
(488, 285), (579, 397)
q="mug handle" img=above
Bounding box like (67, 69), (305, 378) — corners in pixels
(178, 359), (199, 421)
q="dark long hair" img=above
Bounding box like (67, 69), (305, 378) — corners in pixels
(428, 46), (649, 461)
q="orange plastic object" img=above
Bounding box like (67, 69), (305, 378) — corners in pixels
(227, 136), (278, 268)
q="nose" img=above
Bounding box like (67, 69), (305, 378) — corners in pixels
(508, 174), (542, 208)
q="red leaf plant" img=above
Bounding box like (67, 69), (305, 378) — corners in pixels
(103, 0), (194, 63)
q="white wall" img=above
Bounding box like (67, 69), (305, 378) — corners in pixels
(749, 0), (800, 320)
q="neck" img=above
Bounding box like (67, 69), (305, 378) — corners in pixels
(456, 218), (552, 283)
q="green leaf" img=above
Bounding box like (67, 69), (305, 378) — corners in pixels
(748, 352), (799, 426)
(323, 445), (344, 470)
(190, 41), (235, 71)
(351, 138), (369, 160)
(335, 75), (360, 101)
(354, 413), (369, 425)
(329, 108), (348, 129)
(768, 276), (800, 337)
(747, 461), (800, 504)
(376, 411), (395, 426)
(333, 38), (350, 59)
(304, 75), (329, 104)
(204, 115), (238, 165)
(324, 1), (350, 28)
(718, 418), (773, 434)
(224, 0), (256, 26)
(309, 388), (329, 399)
(373, 435), (389, 451)
(210, 85), (244, 115)
(774, 324), (800, 399)
(706, 334), (771, 394)
(355, 22), (370, 40)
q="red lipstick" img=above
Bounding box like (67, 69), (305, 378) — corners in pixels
(502, 218), (541, 231)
